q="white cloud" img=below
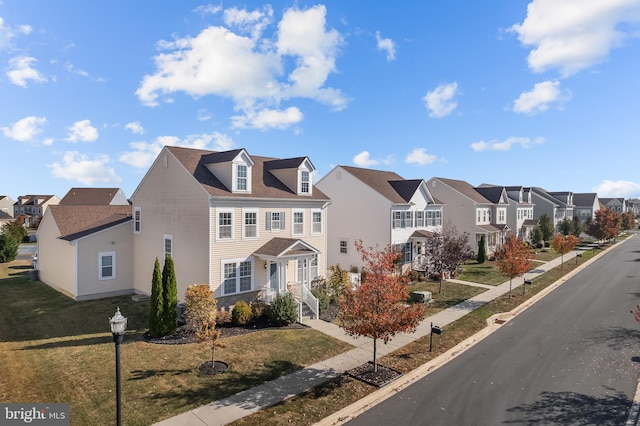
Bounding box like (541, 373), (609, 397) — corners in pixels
(592, 180), (640, 198)
(120, 132), (234, 169)
(423, 82), (459, 118)
(471, 136), (544, 152)
(231, 106), (303, 130)
(65, 120), (98, 142)
(1, 116), (47, 141)
(64, 62), (89, 78)
(197, 109), (212, 121)
(510, 0), (640, 76)
(405, 148), (437, 165)
(6, 56), (47, 87)
(353, 151), (379, 167)
(194, 4), (222, 16)
(513, 80), (570, 114)
(50, 151), (122, 185)
(136, 5), (346, 128)
(375, 31), (396, 61)
(125, 121), (144, 135)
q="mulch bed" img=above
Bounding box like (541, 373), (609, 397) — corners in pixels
(197, 360), (229, 375)
(347, 361), (403, 387)
(319, 302), (340, 323)
(143, 318), (308, 345)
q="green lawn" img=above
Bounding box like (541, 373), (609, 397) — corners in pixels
(408, 280), (487, 313)
(0, 267), (353, 426)
(458, 260), (507, 285)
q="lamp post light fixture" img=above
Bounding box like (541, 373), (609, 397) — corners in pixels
(109, 307), (127, 426)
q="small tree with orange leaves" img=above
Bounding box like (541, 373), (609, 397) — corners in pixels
(338, 240), (425, 372)
(184, 284), (227, 368)
(495, 235), (532, 299)
(551, 234), (580, 270)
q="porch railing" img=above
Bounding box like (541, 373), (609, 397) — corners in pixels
(288, 281), (319, 321)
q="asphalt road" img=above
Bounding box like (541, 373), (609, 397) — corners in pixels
(348, 236), (640, 426)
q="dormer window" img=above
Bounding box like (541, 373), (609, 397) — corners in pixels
(233, 162), (252, 193)
(301, 170), (310, 194)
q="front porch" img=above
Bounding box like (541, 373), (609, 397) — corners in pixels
(253, 237), (320, 322)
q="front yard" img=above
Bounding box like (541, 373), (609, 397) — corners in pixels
(0, 261), (353, 425)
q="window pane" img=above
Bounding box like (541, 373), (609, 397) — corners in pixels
(237, 165), (247, 190)
(219, 212), (232, 239)
(245, 212), (257, 238)
(224, 263), (236, 294)
(239, 261), (252, 292)
(312, 211), (322, 233)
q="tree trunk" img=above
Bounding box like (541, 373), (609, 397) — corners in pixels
(372, 338), (378, 372)
(211, 344), (215, 365)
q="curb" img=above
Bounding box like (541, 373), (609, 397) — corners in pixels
(315, 238), (630, 426)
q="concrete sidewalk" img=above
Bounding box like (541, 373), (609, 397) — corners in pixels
(156, 251), (580, 426)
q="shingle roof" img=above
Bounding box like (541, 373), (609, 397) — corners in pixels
(49, 205), (132, 241)
(167, 146), (329, 201)
(434, 177), (492, 204)
(60, 188), (126, 205)
(572, 193), (597, 207)
(0, 211), (13, 221)
(474, 186), (505, 204)
(253, 237), (320, 258)
(339, 166), (413, 204)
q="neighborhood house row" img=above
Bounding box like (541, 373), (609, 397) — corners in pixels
(4, 146), (629, 319)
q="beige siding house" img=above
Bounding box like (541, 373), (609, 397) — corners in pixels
(316, 166), (443, 273)
(13, 195), (60, 227)
(37, 204), (134, 300)
(130, 146), (330, 317)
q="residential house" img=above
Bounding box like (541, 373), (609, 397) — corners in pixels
(599, 198), (625, 213)
(480, 185), (536, 241)
(627, 198), (640, 217)
(13, 195), (60, 227)
(37, 187), (133, 300)
(426, 177), (509, 256)
(60, 187), (129, 206)
(572, 193), (600, 224)
(530, 188), (574, 229)
(316, 166), (443, 274)
(0, 210), (13, 228)
(0, 196), (15, 217)
(130, 146), (330, 316)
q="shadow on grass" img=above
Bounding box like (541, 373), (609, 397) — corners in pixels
(21, 330), (147, 350)
(505, 388), (631, 425)
(143, 360), (311, 410)
(130, 368), (194, 380)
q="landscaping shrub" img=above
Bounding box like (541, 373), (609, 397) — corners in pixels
(232, 300), (253, 326)
(251, 301), (268, 321)
(406, 270), (424, 283)
(311, 288), (330, 314)
(477, 235), (486, 264)
(160, 255), (178, 336)
(267, 292), (298, 326)
(184, 284), (217, 332)
(327, 265), (351, 301)
(0, 233), (19, 263)
(216, 308), (232, 325)
(148, 258), (164, 337)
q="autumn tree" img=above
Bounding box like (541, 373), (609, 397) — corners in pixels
(538, 214), (554, 242)
(586, 209), (621, 243)
(621, 211), (635, 231)
(148, 258), (164, 337)
(184, 284), (226, 367)
(495, 235), (532, 298)
(339, 240), (425, 372)
(551, 234), (580, 270)
(425, 227), (472, 293)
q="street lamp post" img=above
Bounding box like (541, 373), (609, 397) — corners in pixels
(109, 307), (127, 426)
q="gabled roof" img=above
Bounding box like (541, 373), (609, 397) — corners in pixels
(599, 197), (624, 205)
(433, 177), (492, 204)
(253, 237), (320, 259)
(15, 195), (56, 206)
(339, 166), (438, 204)
(48, 205), (132, 241)
(572, 193), (598, 207)
(201, 149), (245, 164)
(0, 211), (13, 221)
(166, 146), (329, 200)
(264, 157), (314, 171)
(474, 186), (507, 204)
(60, 188), (128, 205)
(531, 187), (560, 207)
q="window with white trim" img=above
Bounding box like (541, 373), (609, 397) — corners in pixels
(222, 258), (253, 295)
(164, 234), (173, 257)
(403, 242), (411, 263)
(301, 170), (310, 194)
(134, 207), (141, 234)
(426, 210), (441, 226)
(217, 209), (234, 240)
(99, 252), (115, 280)
(415, 211), (424, 227)
(293, 210), (304, 235)
(498, 209), (506, 223)
(339, 240), (348, 254)
(266, 211), (285, 231)
(310, 255), (319, 278)
(243, 209), (258, 239)
(237, 164), (247, 191)
(311, 210), (322, 234)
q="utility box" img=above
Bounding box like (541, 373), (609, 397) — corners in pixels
(411, 291), (432, 304)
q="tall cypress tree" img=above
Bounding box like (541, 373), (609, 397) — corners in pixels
(148, 257), (163, 337)
(477, 235), (486, 264)
(161, 254), (178, 336)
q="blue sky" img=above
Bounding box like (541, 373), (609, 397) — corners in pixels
(2, 0), (640, 201)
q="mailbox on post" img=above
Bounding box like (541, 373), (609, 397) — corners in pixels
(430, 322), (443, 352)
